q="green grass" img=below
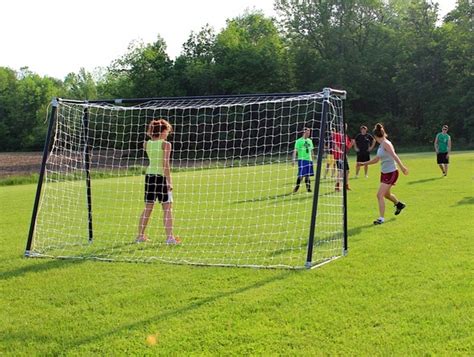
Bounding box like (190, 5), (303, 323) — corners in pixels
(1, 152), (473, 355)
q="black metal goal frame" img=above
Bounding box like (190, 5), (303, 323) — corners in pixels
(25, 88), (348, 269)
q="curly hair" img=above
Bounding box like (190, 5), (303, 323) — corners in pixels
(147, 119), (172, 139)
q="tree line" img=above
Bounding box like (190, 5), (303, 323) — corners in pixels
(0, 0), (472, 152)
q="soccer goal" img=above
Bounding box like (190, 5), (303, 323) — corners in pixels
(25, 88), (348, 269)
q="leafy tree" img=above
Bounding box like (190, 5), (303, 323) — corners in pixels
(0, 67), (58, 151)
(98, 37), (175, 98)
(437, 0), (474, 145)
(174, 24), (219, 95)
(213, 11), (292, 94)
(63, 68), (97, 99)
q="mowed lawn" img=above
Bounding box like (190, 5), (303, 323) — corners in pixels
(0, 151), (473, 355)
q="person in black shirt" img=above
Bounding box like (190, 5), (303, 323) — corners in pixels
(354, 125), (375, 178)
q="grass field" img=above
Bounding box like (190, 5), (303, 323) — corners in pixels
(1, 151), (473, 355)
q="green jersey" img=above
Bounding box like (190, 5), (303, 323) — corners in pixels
(146, 139), (164, 175)
(436, 133), (450, 153)
(295, 137), (314, 161)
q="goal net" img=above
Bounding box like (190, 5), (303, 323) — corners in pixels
(26, 89), (347, 269)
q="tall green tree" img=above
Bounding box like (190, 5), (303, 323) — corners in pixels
(174, 24), (219, 95)
(213, 11), (292, 94)
(63, 68), (97, 99)
(0, 67), (58, 151)
(437, 0), (474, 145)
(99, 37), (175, 98)
(276, 0), (400, 131)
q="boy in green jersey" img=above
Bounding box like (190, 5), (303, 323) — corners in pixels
(434, 125), (452, 176)
(292, 127), (315, 193)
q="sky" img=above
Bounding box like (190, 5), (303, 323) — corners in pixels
(0, 0), (457, 80)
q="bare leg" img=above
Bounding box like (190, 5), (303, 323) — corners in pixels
(444, 164), (449, 176)
(364, 164), (368, 177)
(438, 164), (445, 175)
(355, 163), (360, 176)
(138, 202), (155, 238)
(162, 202), (173, 238)
(377, 183), (393, 219)
(384, 190), (398, 205)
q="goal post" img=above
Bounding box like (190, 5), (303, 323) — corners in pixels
(26, 88), (348, 269)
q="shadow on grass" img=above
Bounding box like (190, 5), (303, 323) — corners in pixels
(455, 196), (474, 206)
(233, 192), (295, 204)
(37, 271), (292, 353)
(407, 177), (442, 185)
(270, 219), (395, 258)
(0, 241), (149, 281)
(348, 217), (396, 237)
(0, 257), (87, 281)
(233, 189), (339, 205)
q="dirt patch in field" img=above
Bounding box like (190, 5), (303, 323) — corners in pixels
(0, 152), (43, 177)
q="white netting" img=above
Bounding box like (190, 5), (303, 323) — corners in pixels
(29, 91), (346, 268)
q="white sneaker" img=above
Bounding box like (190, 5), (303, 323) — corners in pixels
(365, 175), (369, 178)
(166, 236), (182, 245)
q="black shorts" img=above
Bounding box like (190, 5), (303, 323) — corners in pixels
(357, 151), (370, 162)
(336, 157), (349, 171)
(437, 153), (449, 164)
(145, 174), (171, 203)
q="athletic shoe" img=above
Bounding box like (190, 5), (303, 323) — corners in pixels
(166, 236), (182, 245)
(335, 182), (340, 192)
(373, 218), (384, 225)
(135, 235), (150, 243)
(307, 189), (312, 193)
(293, 187), (299, 193)
(394, 202), (406, 215)
(346, 184), (351, 191)
(365, 175), (369, 178)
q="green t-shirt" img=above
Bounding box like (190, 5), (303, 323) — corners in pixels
(146, 139), (164, 175)
(295, 137), (314, 161)
(436, 133), (450, 153)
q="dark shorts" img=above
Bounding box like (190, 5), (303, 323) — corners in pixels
(380, 170), (399, 185)
(357, 151), (370, 162)
(145, 174), (171, 203)
(336, 157), (349, 171)
(437, 152), (449, 164)
(297, 160), (314, 177)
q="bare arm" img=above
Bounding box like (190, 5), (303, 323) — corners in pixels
(434, 135), (439, 153)
(163, 141), (173, 190)
(292, 149), (297, 165)
(447, 137), (452, 157)
(384, 141), (408, 175)
(358, 155), (380, 167)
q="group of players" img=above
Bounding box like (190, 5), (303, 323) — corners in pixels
(292, 124), (452, 225)
(134, 119), (452, 243)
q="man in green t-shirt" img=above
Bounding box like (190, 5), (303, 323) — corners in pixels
(434, 124), (452, 176)
(292, 127), (315, 193)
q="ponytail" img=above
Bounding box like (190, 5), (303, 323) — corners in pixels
(373, 123), (387, 138)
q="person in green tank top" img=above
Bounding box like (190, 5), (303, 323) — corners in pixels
(136, 119), (181, 245)
(434, 125), (452, 176)
(292, 127), (315, 193)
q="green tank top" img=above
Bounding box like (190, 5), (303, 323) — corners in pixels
(146, 139), (164, 175)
